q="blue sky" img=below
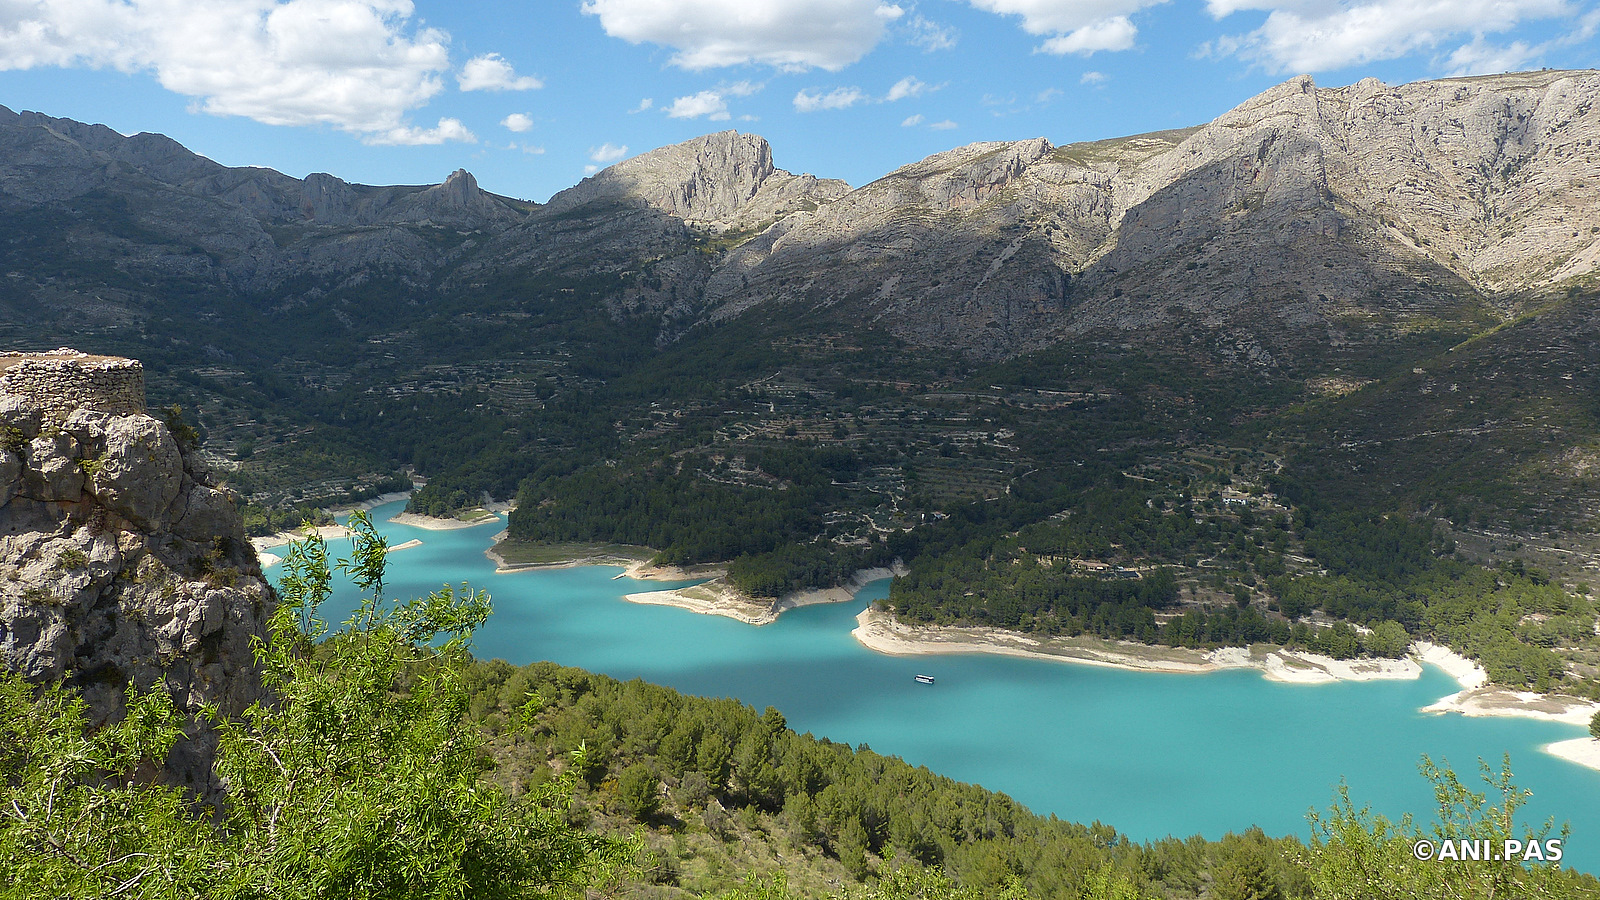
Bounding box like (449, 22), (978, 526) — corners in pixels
(1, 0), (1595, 202)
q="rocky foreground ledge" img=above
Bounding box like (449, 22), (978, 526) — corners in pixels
(0, 350), (272, 798)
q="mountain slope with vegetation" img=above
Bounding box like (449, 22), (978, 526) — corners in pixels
(3, 72), (1600, 697)
(6, 520), (1595, 897)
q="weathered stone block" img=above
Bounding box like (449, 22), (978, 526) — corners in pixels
(22, 430), (83, 501)
(90, 415), (182, 529)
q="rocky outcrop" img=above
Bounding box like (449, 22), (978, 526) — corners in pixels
(3, 71), (1598, 364)
(541, 131), (849, 231)
(0, 350), (272, 798)
(690, 69), (1600, 360)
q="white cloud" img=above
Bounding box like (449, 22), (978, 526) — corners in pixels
(1080, 71), (1107, 84)
(589, 142), (630, 164)
(663, 81), (760, 119)
(901, 113), (925, 126)
(1039, 16), (1137, 53)
(885, 75), (927, 101)
(930, 118), (958, 129)
(1444, 9), (1598, 75)
(1204, 0), (1574, 73)
(632, 97), (655, 112)
(501, 112), (534, 132)
(965, 0), (1161, 56)
(1444, 37), (1538, 75)
(459, 53), (543, 91)
(905, 14), (958, 49)
(582, 0), (904, 70)
(367, 117), (476, 146)
(520, 143), (546, 154)
(1037, 86), (1065, 100)
(666, 90), (732, 119)
(584, 165), (600, 174)
(0, 0), (470, 141)
(794, 86), (866, 111)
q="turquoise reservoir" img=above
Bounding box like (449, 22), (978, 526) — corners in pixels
(279, 501), (1600, 873)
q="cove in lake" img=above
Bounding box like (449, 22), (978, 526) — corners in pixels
(285, 501), (1600, 873)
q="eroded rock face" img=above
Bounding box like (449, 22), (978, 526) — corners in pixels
(689, 69), (1600, 361)
(541, 131), (850, 230)
(88, 414), (183, 529)
(0, 391), (272, 799)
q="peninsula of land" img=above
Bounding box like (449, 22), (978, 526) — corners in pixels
(296, 521), (1600, 774)
(622, 565), (908, 626)
(849, 605), (1600, 771)
(250, 494), (503, 566)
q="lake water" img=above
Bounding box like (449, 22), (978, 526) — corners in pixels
(280, 501), (1600, 873)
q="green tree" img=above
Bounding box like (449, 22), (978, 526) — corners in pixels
(0, 510), (631, 899)
(617, 762), (661, 821)
(0, 676), (216, 898)
(1211, 842), (1284, 900)
(1302, 756), (1575, 900)
(1361, 620), (1411, 659)
(697, 730), (733, 790)
(1590, 709), (1599, 741)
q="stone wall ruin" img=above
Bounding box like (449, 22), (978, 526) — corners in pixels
(0, 348), (146, 421)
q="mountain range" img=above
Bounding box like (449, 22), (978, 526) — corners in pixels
(7, 70), (1599, 359)
(1, 70), (1597, 551)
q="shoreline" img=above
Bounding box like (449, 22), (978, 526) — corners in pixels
(848, 606), (1423, 682)
(848, 607), (1600, 771)
(259, 516), (1600, 775)
(484, 539), (680, 576)
(248, 489), (417, 564)
(251, 523), (353, 568)
(1545, 737), (1600, 772)
(624, 564), (909, 626)
(389, 510), (501, 531)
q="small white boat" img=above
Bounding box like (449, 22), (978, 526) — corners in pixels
(914, 674), (935, 685)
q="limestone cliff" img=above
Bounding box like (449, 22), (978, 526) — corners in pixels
(4, 70), (1599, 365)
(704, 69), (1600, 359)
(0, 350), (272, 796)
(540, 131), (850, 232)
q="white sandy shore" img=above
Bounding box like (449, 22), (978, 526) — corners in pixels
(1412, 640), (1488, 689)
(1410, 642), (1600, 741)
(387, 539), (423, 553)
(250, 524), (353, 567)
(848, 607), (1600, 771)
(248, 490), (417, 566)
(1545, 737), (1600, 772)
(624, 565), (909, 626)
(388, 510), (500, 531)
(1421, 688), (1600, 726)
(483, 538), (664, 576)
(849, 606), (1420, 682)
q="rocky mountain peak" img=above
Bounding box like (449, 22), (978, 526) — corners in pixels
(419, 167), (485, 210)
(0, 350), (272, 799)
(541, 130), (846, 228)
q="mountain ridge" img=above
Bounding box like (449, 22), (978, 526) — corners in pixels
(3, 69), (1599, 544)
(4, 69), (1598, 362)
